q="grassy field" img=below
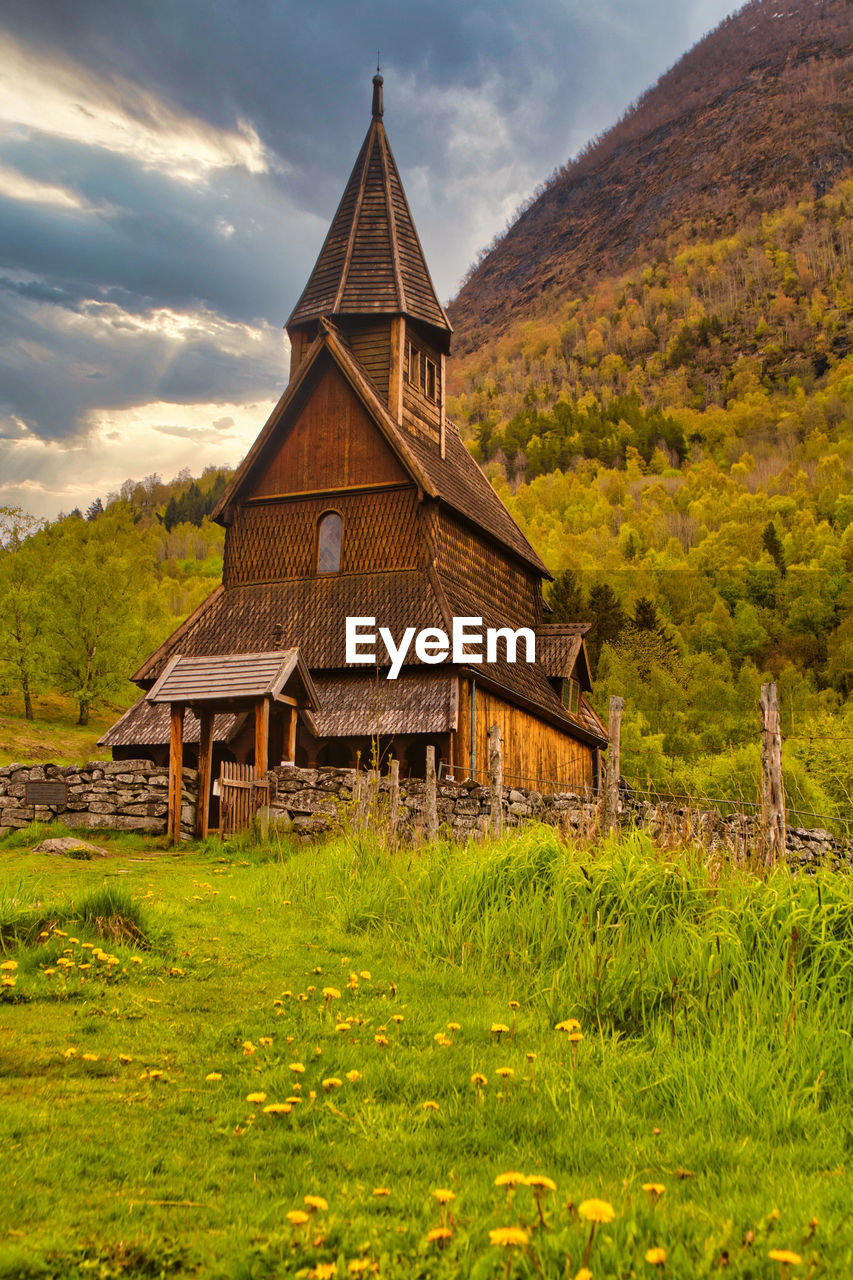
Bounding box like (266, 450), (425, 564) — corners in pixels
(0, 693), (128, 767)
(1, 823), (852, 1278)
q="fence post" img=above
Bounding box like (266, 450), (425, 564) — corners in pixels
(489, 724), (503, 837)
(604, 695), (624, 834)
(425, 746), (439, 841)
(760, 682), (786, 865)
(388, 758), (400, 844)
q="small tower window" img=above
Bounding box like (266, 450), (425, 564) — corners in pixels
(316, 511), (343, 574)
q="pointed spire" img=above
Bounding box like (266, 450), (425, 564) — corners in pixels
(287, 74), (451, 345)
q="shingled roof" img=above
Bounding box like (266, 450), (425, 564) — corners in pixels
(288, 75), (451, 342)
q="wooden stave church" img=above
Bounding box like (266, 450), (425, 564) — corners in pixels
(101, 73), (607, 802)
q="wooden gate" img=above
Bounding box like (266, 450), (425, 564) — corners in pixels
(219, 762), (270, 838)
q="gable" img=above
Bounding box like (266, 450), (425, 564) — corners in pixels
(248, 357), (408, 500)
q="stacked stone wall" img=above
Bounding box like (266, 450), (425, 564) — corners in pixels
(0, 760), (197, 840)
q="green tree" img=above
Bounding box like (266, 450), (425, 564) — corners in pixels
(548, 568), (586, 622)
(0, 507), (49, 720)
(44, 512), (156, 725)
(762, 521), (786, 576)
(586, 583), (627, 674)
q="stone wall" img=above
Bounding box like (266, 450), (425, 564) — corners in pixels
(0, 760), (197, 840)
(1, 758), (849, 874)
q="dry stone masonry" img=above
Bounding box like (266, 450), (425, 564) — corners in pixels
(1, 760), (849, 873)
(0, 760), (197, 841)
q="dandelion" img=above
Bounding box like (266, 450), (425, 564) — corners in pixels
(496, 1065), (514, 1102)
(574, 1271), (593, 1280)
(359, 970), (371, 980)
(578, 1199), (616, 1269)
(374, 1033), (389, 1048)
(322, 987), (341, 1004)
(259, 1036), (273, 1048)
(304, 1195), (329, 1213)
(311, 1265), (337, 1280)
(526, 1174), (557, 1227)
(2, 975), (17, 988)
(287, 1209), (310, 1227)
(422, 1100), (439, 1112)
(432, 1188), (455, 1205)
(336, 1023), (350, 1034)
(131, 956), (143, 965)
(118, 1054), (133, 1065)
(246, 1092), (267, 1104)
(490, 1023), (509, 1042)
(263, 1103), (292, 1115)
(43, 968), (55, 977)
(348, 1261), (370, 1276)
(0, 960), (18, 971)
(62, 1047), (77, 1058)
(447, 1021), (460, 1042)
(426, 1227), (452, 1246)
(373, 1187), (390, 1197)
(346, 1070), (362, 1083)
(81, 1052), (99, 1062)
(391, 1014), (404, 1025)
(471, 1071), (487, 1102)
(242, 1041), (256, 1056)
(646, 1246), (667, 1266)
(206, 1072), (222, 1081)
(489, 1227), (528, 1246)
(322, 1078), (342, 1092)
(642, 1183), (666, 1201)
(768, 1250), (802, 1277)
(526, 1051), (537, 1089)
(289, 1062), (306, 1074)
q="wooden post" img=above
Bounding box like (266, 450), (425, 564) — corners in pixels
(604, 696), (624, 834)
(489, 724), (503, 837)
(388, 758), (400, 844)
(283, 705), (297, 763)
(760, 682), (786, 865)
(425, 745), (438, 841)
(254, 698), (269, 778)
(196, 708), (214, 839)
(168, 704), (185, 844)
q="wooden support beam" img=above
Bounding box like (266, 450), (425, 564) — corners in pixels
(388, 316), (405, 423)
(760, 682), (786, 865)
(604, 696), (624, 835)
(196, 708), (214, 840)
(168, 704), (185, 845)
(283, 704), (297, 764)
(489, 724), (503, 837)
(424, 745), (438, 841)
(254, 698), (269, 779)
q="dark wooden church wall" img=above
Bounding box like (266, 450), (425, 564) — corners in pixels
(225, 486), (422, 585)
(431, 508), (542, 626)
(250, 360), (407, 499)
(338, 319), (392, 402)
(402, 323), (442, 444)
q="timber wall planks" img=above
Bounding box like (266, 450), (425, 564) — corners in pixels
(250, 360), (407, 499)
(433, 508), (541, 626)
(339, 319), (392, 403)
(454, 679), (594, 795)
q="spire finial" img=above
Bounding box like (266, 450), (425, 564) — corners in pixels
(372, 61), (384, 120)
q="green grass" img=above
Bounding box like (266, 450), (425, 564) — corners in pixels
(1, 824), (851, 1278)
(0, 692), (129, 766)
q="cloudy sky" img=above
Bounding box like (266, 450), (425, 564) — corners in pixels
(0, 0), (742, 518)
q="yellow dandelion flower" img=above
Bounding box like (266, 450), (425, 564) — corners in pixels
(259, 1036), (273, 1047)
(286, 1096), (302, 1105)
(423, 1100), (440, 1111)
(336, 1023), (350, 1034)
(489, 1227), (528, 1247)
(359, 970), (371, 980)
(391, 1014), (404, 1024)
(322, 986), (341, 1001)
(508, 1000), (520, 1011)
(645, 1246), (667, 1266)
(434, 1032), (451, 1047)
(348, 1261), (370, 1276)
(118, 1054), (133, 1065)
(273, 998), (283, 1007)
(496, 1066), (514, 1078)
(246, 1092), (267, 1104)
(0, 960), (18, 971)
(2, 975), (17, 987)
(426, 1227), (452, 1244)
(431, 1188), (455, 1205)
(494, 1171), (525, 1188)
(304, 1194), (328, 1212)
(286, 1210), (310, 1226)
(447, 1021), (461, 1032)
(567, 1031), (584, 1043)
(555, 1018), (581, 1032)
(312, 1265), (337, 1280)
(372, 1187), (390, 1197)
(263, 1103), (292, 1115)
(62, 1047), (77, 1058)
(471, 1072), (488, 1087)
(81, 1052), (99, 1062)
(206, 1072), (222, 1081)
(574, 1271), (593, 1280)
(242, 1041), (256, 1055)
(526, 1175), (557, 1192)
(373, 1034), (389, 1047)
(490, 1023), (509, 1036)
(289, 1062), (305, 1073)
(578, 1199), (615, 1224)
(43, 968), (55, 976)
(642, 1183), (666, 1198)
(345, 1070), (362, 1083)
(131, 956), (143, 965)
(312, 966), (323, 974)
(322, 1078), (342, 1092)
(526, 1052), (537, 1061)
(768, 1250), (802, 1265)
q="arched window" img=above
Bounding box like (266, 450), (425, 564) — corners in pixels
(316, 511), (343, 574)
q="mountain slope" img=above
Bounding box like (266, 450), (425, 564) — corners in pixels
(449, 0), (852, 352)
